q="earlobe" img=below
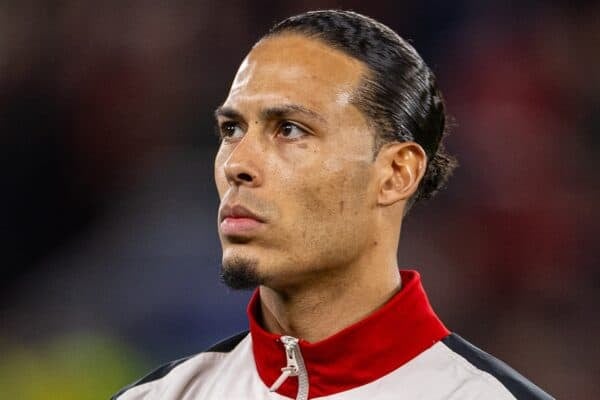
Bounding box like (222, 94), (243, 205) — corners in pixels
(376, 142), (427, 206)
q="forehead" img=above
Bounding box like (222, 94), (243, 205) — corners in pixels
(223, 34), (367, 113)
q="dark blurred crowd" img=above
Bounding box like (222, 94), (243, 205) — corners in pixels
(1, 1), (598, 398)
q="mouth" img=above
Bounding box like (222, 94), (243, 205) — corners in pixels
(219, 204), (266, 236)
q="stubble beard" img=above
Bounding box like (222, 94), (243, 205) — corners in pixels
(220, 256), (264, 290)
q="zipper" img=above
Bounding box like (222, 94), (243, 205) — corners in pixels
(269, 335), (309, 400)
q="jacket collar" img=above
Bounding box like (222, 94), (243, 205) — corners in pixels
(247, 270), (450, 398)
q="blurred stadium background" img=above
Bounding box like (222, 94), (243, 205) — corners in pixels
(2, 1), (599, 398)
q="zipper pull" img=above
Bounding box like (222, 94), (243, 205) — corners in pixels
(269, 336), (300, 392)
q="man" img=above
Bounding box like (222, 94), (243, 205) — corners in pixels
(112, 10), (553, 400)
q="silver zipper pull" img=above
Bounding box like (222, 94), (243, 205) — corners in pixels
(269, 368), (294, 392)
(269, 336), (300, 392)
(269, 335), (309, 400)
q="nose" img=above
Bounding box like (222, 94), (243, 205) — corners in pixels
(222, 136), (262, 188)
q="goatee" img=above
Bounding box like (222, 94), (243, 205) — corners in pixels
(220, 257), (263, 290)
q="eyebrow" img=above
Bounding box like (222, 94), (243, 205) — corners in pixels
(214, 106), (243, 121)
(214, 104), (326, 123)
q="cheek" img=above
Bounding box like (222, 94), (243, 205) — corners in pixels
(279, 164), (373, 267)
(214, 147), (229, 196)
(289, 161), (373, 230)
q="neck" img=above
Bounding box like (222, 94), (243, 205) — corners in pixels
(259, 256), (401, 343)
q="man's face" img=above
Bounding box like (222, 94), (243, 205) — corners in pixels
(214, 34), (379, 289)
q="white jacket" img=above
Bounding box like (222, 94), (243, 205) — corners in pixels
(112, 271), (553, 399)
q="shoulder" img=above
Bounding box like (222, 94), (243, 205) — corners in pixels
(110, 331), (249, 400)
(439, 333), (554, 400)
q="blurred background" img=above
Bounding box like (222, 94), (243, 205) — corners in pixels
(1, 1), (598, 399)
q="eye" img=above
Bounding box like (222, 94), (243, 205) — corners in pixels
(277, 121), (307, 140)
(219, 121), (244, 141)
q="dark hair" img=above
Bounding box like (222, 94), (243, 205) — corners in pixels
(266, 10), (457, 212)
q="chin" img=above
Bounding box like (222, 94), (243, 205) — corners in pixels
(221, 245), (312, 290)
(220, 254), (263, 290)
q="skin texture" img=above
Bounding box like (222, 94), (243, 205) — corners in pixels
(214, 33), (427, 342)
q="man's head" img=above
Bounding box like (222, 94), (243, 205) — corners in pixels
(214, 10), (456, 290)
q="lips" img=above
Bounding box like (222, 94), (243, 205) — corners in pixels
(219, 204), (265, 236)
(220, 204), (264, 222)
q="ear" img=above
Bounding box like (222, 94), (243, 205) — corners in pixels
(375, 142), (427, 206)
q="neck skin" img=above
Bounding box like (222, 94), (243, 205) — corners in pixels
(259, 218), (403, 343)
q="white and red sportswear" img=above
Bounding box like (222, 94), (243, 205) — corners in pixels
(112, 270), (553, 399)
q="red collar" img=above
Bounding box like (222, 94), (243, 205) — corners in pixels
(247, 270), (450, 398)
